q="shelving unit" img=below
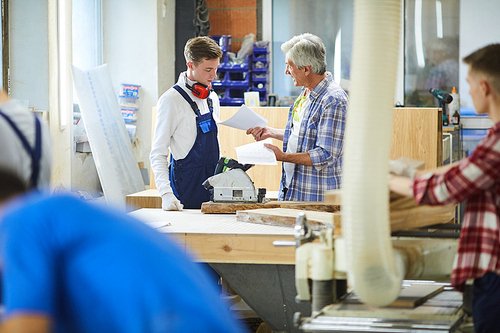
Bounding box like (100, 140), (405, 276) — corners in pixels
(212, 53), (252, 106)
(250, 42), (270, 104)
(210, 35), (249, 106)
(210, 35), (271, 106)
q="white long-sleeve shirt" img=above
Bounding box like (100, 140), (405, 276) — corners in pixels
(150, 73), (221, 196)
(0, 100), (52, 189)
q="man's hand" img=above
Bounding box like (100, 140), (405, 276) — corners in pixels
(264, 144), (313, 165)
(161, 193), (183, 211)
(246, 127), (285, 141)
(264, 143), (286, 161)
(389, 159), (418, 179)
(246, 126), (271, 141)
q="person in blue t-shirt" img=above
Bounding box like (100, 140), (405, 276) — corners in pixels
(0, 170), (247, 333)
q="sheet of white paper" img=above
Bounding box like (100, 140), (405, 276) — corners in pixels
(218, 105), (268, 130)
(234, 138), (277, 165)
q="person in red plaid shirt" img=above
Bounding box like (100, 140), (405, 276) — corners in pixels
(389, 44), (500, 333)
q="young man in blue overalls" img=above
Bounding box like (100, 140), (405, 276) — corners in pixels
(150, 37), (223, 210)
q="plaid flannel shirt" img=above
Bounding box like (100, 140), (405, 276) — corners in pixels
(279, 73), (347, 201)
(412, 121), (500, 291)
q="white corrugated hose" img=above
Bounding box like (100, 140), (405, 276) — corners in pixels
(342, 0), (406, 307)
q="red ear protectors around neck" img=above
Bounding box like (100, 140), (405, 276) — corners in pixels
(186, 81), (211, 99)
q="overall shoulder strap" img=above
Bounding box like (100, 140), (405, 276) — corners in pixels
(173, 85), (200, 116)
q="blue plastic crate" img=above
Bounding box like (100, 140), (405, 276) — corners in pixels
(227, 72), (250, 87)
(219, 54), (251, 72)
(252, 53), (268, 63)
(218, 88), (252, 106)
(253, 41), (269, 54)
(252, 72), (268, 83)
(209, 35), (232, 53)
(212, 72), (250, 89)
(215, 70), (226, 81)
(220, 98), (244, 106)
(213, 88), (226, 100)
(252, 61), (268, 73)
(211, 81), (224, 89)
(252, 82), (267, 91)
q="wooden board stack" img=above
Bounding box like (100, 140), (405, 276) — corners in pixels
(231, 189), (455, 236)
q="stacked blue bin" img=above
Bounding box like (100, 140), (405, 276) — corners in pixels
(209, 34), (252, 106)
(210, 34), (232, 54)
(250, 42), (270, 104)
(212, 54), (252, 106)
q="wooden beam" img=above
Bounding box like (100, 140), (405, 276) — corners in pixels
(184, 233), (295, 264)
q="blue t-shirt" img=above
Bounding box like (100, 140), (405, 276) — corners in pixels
(0, 192), (247, 333)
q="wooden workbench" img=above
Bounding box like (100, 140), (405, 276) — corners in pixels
(128, 209), (296, 264)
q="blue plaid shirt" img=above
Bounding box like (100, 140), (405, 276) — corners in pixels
(279, 73), (347, 201)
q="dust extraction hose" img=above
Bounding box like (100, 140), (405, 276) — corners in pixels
(342, 0), (405, 306)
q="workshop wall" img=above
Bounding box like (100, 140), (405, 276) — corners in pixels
(102, 0), (176, 184)
(10, 0), (49, 111)
(206, 0), (258, 52)
(459, 0), (500, 110)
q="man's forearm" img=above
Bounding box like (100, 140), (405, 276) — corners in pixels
(388, 176), (413, 197)
(280, 152), (313, 166)
(269, 128), (285, 141)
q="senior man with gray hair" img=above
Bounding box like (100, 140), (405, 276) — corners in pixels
(247, 33), (348, 201)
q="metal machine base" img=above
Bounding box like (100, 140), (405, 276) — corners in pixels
(210, 263), (311, 333)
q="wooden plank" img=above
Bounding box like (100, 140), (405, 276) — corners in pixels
(277, 201), (340, 212)
(236, 208), (340, 231)
(234, 203), (454, 235)
(390, 204), (455, 231)
(126, 189), (162, 209)
(389, 284), (445, 308)
(201, 202), (281, 213)
(164, 233), (187, 251)
(323, 190), (455, 234)
(390, 108), (442, 169)
(201, 200), (340, 214)
(184, 233), (296, 264)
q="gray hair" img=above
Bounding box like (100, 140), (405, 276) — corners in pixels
(281, 33), (327, 75)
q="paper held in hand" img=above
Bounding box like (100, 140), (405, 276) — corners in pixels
(234, 138), (277, 165)
(218, 105), (268, 130)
